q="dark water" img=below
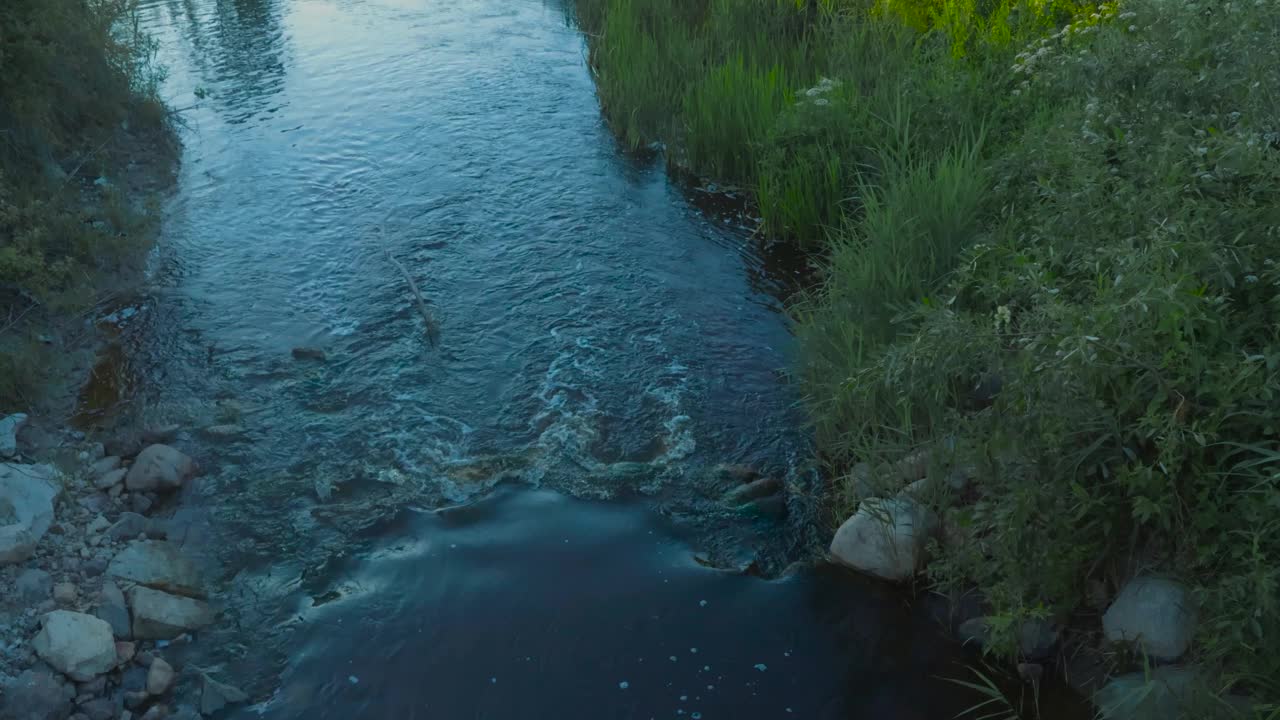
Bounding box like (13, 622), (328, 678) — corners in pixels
(98, 0), (1074, 716)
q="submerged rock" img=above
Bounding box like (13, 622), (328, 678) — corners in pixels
(829, 495), (937, 581)
(128, 586), (214, 640)
(199, 673), (248, 715)
(125, 445), (195, 492)
(107, 540), (203, 598)
(1103, 577), (1196, 661)
(291, 347), (327, 362)
(32, 611), (118, 681)
(723, 476), (781, 505)
(0, 462), (62, 564)
(0, 413), (28, 458)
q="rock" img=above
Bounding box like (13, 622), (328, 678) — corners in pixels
(1094, 666), (1198, 720)
(828, 495), (937, 581)
(93, 469), (127, 491)
(1103, 576), (1196, 661)
(199, 425), (245, 439)
(124, 446), (195, 493)
(146, 657), (175, 695)
(712, 464), (759, 483)
(128, 586), (214, 640)
(107, 513), (152, 541)
(53, 582), (78, 605)
(1, 413), (28, 458)
(140, 707), (169, 720)
(77, 494), (111, 515)
(31, 611), (118, 681)
(86, 515), (111, 535)
(82, 557), (108, 577)
(199, 674), (248, 716)
(140, 425), (180, 446)
(1, 668), (73, 720)
(291, 347), (326, 361)
(1018, 617), (1060, 660)
(104, 433), (143, 460)
(957, 617), (990, 648)
(0, 462), (61, 564)
(78, 698), (119, 720)
(87, 457), (121, 478)
(107, 541), (203, 598)
(740, 494), (787, 520)
(1016, 662), (1044, 685)
(17, 568), (54, 603)
(723, 476), (781, 505)
(847, 462), (878, 500)
(115, 641), (137, 664)
(130, 493), (154, 515)
(75, 677), (105, 696)
(123, 691), (150, 710)
(95, 582), (131, 640)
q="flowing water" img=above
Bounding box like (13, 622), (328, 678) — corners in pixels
(86, 0), (1087, 716)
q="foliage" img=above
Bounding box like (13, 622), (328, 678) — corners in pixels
(0, 0), (171, 408)
(577, 0), (1280, 712)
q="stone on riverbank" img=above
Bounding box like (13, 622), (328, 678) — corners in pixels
(1, 669), (73, 720)
(108, 540), (203, 598)
(87, 456), (121, 477)
(124, 445), (195, 492)
(93, 468), (127, 491)
(1094, 666), (1197, 720)
(32, 611), (118, 681)
(128, 586), (214, 640)
(829, 495), (936, 581)
(0, 413), (28, 458)
(17, 567), (54, 603)
(147, 657), (175, 695)
(1102, 577), (1196, 661)
(0, 462), (61, 564)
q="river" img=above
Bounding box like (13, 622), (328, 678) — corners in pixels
(99, 0), (1019, 716)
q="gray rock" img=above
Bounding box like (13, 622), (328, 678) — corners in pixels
(16, 568), (54, 603)
(146, 657), (175, 695)
(75, 677), (105, 696)
(52, 583), (78, 605)
(0, 413), (28, 458)
(723, 476), (781, 505)
(106, 513), (151, 541)
(31, 611), (118, 681)
(1018, 617), (1060, 660)
(139, 706), (168, 720)
(127, 587), (213, 640)
(103, 433), (143, 460)
(85, 515), (110, 536)
(107, 541), (203, 598)
(93, 469), (127, 491)
(1094, 666), (1198, 720)
(0, 463), (62, 564)
(87, 457), (121, 478)
(828, 495), (937, 582)
(130, 494), (154, 515)
(957, 617), (990, 647)
(78, 698), (119, 720)
(124, 446), (194, 493)
(199, 674), (248, 716)
(1, 668), (73, 720)
(1103, 577), (1196, 661)
(94, 582), (131, 640)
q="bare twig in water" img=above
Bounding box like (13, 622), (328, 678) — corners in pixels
(383, 248), (440, 347)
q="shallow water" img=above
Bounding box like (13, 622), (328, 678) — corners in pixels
(91, 0), (1088, 716)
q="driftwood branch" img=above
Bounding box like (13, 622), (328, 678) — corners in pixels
(384, 249), (439, 347)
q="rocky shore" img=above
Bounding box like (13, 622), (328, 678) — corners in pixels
(0, 414), (245, 720)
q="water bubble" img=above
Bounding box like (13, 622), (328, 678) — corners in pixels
(753, 664), (767, 672)
(619, 681), (629, 689)
(347, 676), (359, 685)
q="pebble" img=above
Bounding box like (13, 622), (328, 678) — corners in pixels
(53, 582), (78, 604)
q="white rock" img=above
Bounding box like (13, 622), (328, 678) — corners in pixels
(1102, 577), (1196, 661)
(829, 495), (937, 581)
(0, 462), (62, 564)
(88, 456), (122, 477)
(32, 610), (118, 681)
(128, 586), (214, 640)
(125, 445), (195, 492)
(108, 540), (204, 598)
(147, 656), (175, 695)
(0, 413), (27, 457)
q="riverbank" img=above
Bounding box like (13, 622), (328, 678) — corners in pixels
(0, 0), (178, 416)
(572, 0), (1280, 716)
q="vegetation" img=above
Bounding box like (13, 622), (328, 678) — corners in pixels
(0, 0), (173, 405)
(572, 0), (1280, 714)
